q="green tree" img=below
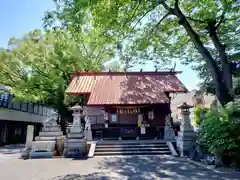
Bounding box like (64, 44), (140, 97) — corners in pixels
(0, 29), (114, 131)
(46, 0), (240, 105)
(198, 101), (240, 167)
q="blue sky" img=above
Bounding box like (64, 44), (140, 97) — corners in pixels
(0, 0), (200, 90)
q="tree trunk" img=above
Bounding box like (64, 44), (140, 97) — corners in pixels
(172, 5), (233, 105)
(58, 105), (72, 135)
(208, 22), (233, 92)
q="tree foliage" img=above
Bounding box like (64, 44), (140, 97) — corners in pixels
(0, 29), (113, 119)
(198, 101), (240, 167)
(46, 0), (240, 105)
(193, 106), (209, 126)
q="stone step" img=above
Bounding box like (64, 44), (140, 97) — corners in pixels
(96, 144), (168, 148)
(94, 141), (171, 156)
(35, 136), (63, 141)
(94, 150), (171, 156)
(42, 127), (61, 132)
(39, 131), (63, 137)
(95, 147), (170, 152)
(65, 139), (86, 143)
(97, 141), (167, 145)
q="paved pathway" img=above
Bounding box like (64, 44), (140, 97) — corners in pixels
(0, 145), (240, 180)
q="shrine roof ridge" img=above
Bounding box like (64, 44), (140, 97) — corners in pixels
(73, 71), (182, 76)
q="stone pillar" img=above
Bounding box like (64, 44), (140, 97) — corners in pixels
(21, 125), (34, 159)
(84, 116), (92, 141)
(177, 102), (196, 156)
(26, 125), (34, 150)
(164, 114), (175, 141)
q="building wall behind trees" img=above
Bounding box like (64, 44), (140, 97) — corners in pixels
(0, 93), (56, 145)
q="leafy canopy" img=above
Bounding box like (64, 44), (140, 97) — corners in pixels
(46, 0), (240, 95)
(0, 29), (113, 109)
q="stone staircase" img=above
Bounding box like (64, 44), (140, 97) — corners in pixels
(94, 141), (172, 156)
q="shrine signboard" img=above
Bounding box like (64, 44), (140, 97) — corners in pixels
(117, 108), (140, 114)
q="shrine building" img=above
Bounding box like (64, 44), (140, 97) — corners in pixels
(66, 71), (187, 140)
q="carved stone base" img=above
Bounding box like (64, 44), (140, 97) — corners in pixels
(30, 150), (57, 159)
(31, 141), (56, 152)
(177, 131), (197, 156)
(64, 139), (87, 158)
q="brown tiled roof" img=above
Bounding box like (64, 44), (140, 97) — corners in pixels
(66, 72), (188, 105)
(67, 75), (102, 93)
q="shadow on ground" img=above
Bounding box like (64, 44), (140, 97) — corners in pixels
(49, 172), (116, 180)
(49, 155), (240, 180)
(0, 144), (24, 155)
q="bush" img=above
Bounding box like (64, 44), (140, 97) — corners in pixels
(197, 101), (240, 167)
(193, 106), (209, 126)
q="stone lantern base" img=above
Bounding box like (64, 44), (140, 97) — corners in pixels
(177, 131), (196, 156)
(64, 125), (87, 158)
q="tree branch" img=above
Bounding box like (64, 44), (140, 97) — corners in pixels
(160, 1), (174, 14)
(215, 0), (229, 31)
(122, 0), (142, 28)
(215, 8), (226, 31)
(174, 0), (179, 8)
(127, 4), (161, 36)
(147, 12), (171, 37)
(186, 16), (206, 24)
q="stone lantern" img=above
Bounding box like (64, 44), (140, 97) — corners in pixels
(70, 104), (83, 127)
(64, 104), (86, 158)
(178, 102), (193, 113)
(177, 102), (194, 132)
(176, 102), (196, 156)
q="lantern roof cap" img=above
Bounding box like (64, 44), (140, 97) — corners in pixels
(177, 102), (194, 109)
(70, 104), (83, 110)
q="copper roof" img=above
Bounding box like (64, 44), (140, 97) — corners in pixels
(66, 72), (188, 105)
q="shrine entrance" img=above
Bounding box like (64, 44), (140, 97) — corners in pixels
(91, 105), (165, 141)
